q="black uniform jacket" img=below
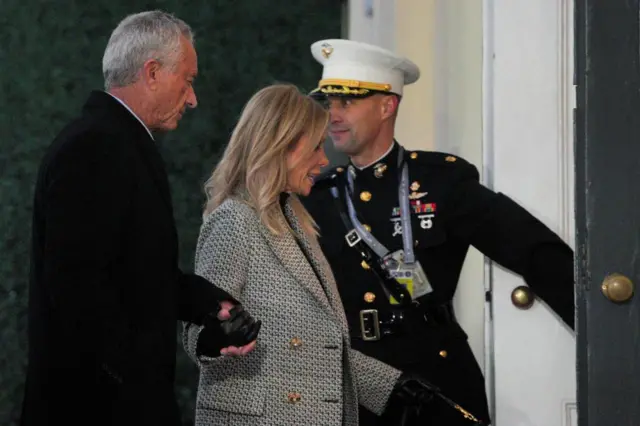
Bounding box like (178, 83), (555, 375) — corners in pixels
(302, 141), (574, 423)
(22, 91), (232, 426)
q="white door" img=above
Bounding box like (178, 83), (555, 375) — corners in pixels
(344, 1), (577, 424)
(484, 0), (577, 425)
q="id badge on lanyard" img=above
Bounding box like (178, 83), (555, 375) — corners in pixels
(344, 148), (433, 304)
(382, 249), (432, 304)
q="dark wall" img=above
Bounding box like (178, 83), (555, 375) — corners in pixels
(0, 1), (342, 424)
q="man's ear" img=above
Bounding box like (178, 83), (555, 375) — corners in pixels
(381, 95), (400, 120)
(140, 59), (162, 91)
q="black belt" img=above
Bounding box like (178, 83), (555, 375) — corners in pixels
(349, 301), (457, 341)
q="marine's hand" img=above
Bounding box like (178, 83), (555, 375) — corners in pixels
(392, 372), (439, 407)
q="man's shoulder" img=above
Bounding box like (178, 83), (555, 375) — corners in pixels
(404, 149), (479, 180)
(37, 112), (138, 188)
(305, 165), (350, 204)
(405, 149), (472, 168)
(49, 116), (130, 159)
(312, 165), (348, 190)
(301, 165), (348, 217)
(56, 90), (146, 144)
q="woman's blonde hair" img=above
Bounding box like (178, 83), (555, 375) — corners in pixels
(203, 83), (329, 236)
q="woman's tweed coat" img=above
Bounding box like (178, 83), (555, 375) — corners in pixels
(183, 196), (402, 425)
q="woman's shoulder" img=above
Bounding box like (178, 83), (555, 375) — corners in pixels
(202, 197), (257, 228)
(219, 196), (255, 213)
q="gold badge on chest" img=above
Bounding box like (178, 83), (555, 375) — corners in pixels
(373, 163), (387, 178)
(408, 181), (427, 200)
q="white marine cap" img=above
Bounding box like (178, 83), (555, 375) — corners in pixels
(309, 39), (420, 98)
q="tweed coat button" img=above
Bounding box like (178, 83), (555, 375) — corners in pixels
(289, 337), (302, 348)
(287, 392), (302, 404)
(360, 191), (372, 202)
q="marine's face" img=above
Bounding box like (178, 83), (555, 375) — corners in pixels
(325, 95), (385, 156)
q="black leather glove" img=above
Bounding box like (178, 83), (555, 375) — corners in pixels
(382, 372), (437, 426)
(196, 304), (261, 357)
(392, 372), (439, 407)
(389, 372), (486, 425)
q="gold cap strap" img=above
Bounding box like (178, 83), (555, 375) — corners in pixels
(319, 79), (392, 92)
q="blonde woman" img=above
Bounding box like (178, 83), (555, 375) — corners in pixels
(182, 84), (445, 426)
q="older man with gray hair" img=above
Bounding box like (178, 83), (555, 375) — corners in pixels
(21, 10), (260, 426)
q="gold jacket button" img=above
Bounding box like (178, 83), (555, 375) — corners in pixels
(410, 152), (418, 159)
(360, 191), (372, 202)
(287, 392), (302, 404)
(439, 350), (448, 358)
(289, 337), (302, 348)
(364, 292), (376, 303)
(361, 260), (371, 270)
(363, 224), (372, 232)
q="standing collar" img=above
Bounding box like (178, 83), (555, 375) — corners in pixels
(354, 141), (395, 170)
(349, 141), (400, 181)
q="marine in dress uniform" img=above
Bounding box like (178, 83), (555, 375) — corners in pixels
(302, 39), (575, 426)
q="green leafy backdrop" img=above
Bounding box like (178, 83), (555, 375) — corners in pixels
(0, 1), (342, 424)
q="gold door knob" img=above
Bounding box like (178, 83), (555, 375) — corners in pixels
(601, 273), (634, 303)
(511, 285), (534, 309)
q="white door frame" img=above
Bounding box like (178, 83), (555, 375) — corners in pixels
(481, 1), (496, 417)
